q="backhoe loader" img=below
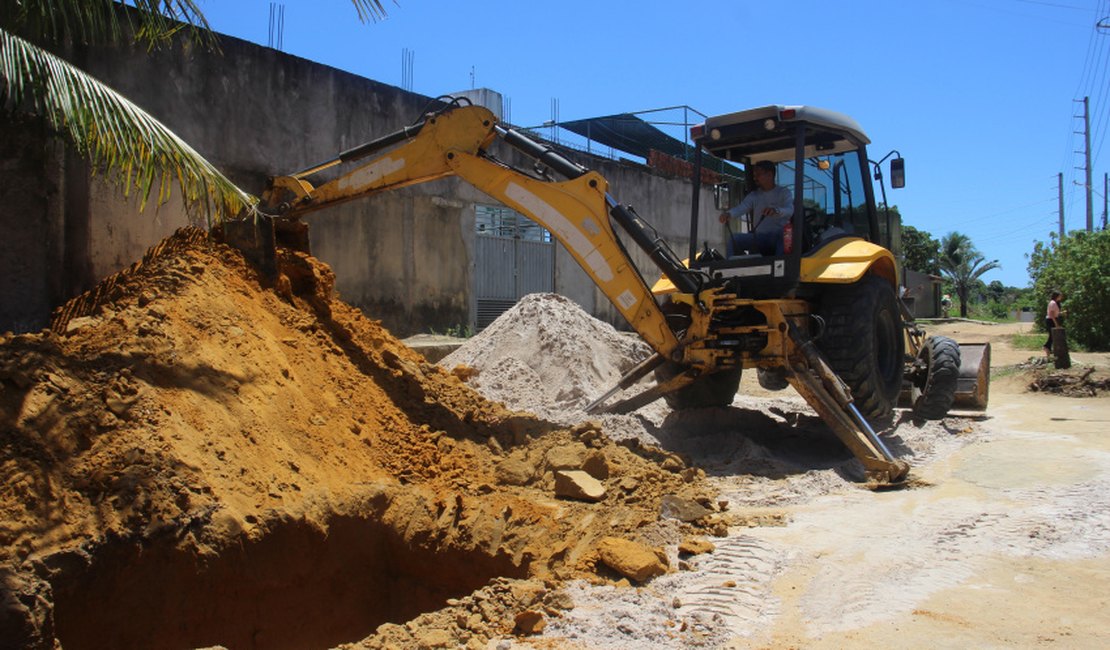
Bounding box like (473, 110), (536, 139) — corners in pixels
(224, 97), (989, 485)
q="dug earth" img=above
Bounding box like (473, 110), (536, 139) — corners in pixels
(2, 229), (1108, 649)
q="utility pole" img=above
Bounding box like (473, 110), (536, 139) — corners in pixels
(1104, 173), (1108, 230)
(1085, 97), (1094, 231)
(1075, 97), (1094, 231)
(1059, 172), (1065, 236)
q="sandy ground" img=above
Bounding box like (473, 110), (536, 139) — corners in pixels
(514, 319), (1110, 649)
(3, 228), (1107, 649)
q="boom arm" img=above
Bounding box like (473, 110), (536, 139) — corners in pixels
(257, 103), (692, 356)
(245, 100), (913, 485)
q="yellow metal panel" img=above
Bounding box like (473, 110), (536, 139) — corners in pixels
(800, 238), (898, 285)
(651, 239), (898, 295)
(650, 263), (685, 295)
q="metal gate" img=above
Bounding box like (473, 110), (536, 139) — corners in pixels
(474, 206), (554, 329)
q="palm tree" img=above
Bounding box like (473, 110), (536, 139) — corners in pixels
(0, 0), (386, 224)
(939, 231), (1000, 318)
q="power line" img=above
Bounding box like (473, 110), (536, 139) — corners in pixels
(1064, 0), (1106, 193)
(976, 215), (1059, 243)
(1013, 0), (1095, 10)
(937, 197), (1057, 228)
(1092, 0), (1110, 165)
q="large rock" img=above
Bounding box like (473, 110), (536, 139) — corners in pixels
(582, 449), (610, 479)
(678, 536), (716, 556)
(545, 443), (588, 471)
(554, 470), (606, 502)
(513, 610), (546, 635)
(596, 537), (668, 583)
(495, 457), (535, 486)
(660, 494), (711, 522)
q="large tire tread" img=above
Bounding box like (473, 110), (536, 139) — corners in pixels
(911, 336), (960, 420)
(817, 275), (904, 420)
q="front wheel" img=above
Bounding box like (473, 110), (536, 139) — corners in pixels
(654, 361), (742, 410)
(909, 336), (960, 420)
(816, 275), (905, 420)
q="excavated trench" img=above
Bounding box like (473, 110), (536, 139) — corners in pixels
(48, 511), (524, 650)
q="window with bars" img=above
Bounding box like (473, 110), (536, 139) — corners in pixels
(475, 205), (551, 242)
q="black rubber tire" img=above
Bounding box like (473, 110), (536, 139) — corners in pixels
(655, 361), (742, 410)
(757, 367), (790, 391)
(817, 275), (905, 420)
(910, 335), (960, 420)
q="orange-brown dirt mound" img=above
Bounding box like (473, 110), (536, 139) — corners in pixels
(0, 228), (718, 650)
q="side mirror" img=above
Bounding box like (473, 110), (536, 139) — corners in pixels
(890, 157), (905, 189)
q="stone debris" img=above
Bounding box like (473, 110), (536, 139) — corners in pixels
(554, 470), (607, 502)
(595, 537), (669, 583)
(660, 494), (713, 522)
(512, 609), (546, 635)
(678, 537), (716, 556)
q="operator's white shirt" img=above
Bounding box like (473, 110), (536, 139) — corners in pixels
(726, 186), (794, 233)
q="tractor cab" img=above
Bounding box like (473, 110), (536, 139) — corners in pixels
(687, 105), (903, 298)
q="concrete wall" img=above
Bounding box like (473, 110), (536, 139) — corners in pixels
(0, 29), (718, 336)
(902, 268), (942, 319)
(0, 116), (63, 334)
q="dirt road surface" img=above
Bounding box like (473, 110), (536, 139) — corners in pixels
(448, 310), (1110, 649)
(538, 320), (1110, 649)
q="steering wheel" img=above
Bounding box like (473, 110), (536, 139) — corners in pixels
(803, 208), (827, 249)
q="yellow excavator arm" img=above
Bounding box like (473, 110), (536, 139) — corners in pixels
(256, 103), (685, 356)
(236, 99), (911, 484)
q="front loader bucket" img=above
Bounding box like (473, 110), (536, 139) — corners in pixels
(952, 342), (990, 410)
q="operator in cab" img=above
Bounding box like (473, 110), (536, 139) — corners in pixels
(718, 159), (793, 256)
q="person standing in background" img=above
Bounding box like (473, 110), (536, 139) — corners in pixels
(1043, 291), (1064, 357)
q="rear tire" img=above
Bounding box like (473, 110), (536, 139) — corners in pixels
(655, 361), (742, 410)
(817, 275), (904, 420)
(910, 336), (960, 420)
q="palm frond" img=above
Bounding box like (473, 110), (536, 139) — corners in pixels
(1, 27), (253, 224)
(351, 0), (390, 23)
(0, 0), (217, 50)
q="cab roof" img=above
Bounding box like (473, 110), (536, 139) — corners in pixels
(697, 105), (870, 164)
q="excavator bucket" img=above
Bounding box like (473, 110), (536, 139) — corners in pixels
(952, 342), (990, 410)
(216, 214), (310, 280)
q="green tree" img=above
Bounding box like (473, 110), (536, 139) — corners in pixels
(939, 231), (1000, 318)
(1, 0), (385, 223)
(1027, 229), (1110, 350)
(987, 280), (1005, 301)
(901, 224), (940, 275)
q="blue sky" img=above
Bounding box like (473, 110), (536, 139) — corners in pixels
(199, 0), (1109, 288)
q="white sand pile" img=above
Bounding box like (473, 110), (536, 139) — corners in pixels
(440, 291), (977, 503)
(440, 293), (663, 427)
